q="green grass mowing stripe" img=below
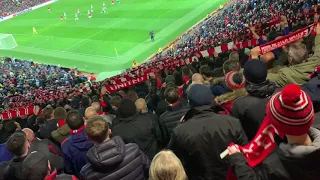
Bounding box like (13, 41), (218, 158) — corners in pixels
(0, 0), (227, 73)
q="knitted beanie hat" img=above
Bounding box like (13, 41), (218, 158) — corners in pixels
(187, 84), (212, 107)
(244, 60), (268, 84)
(267, 84), (314, 136)
(118, 98), (137, 118)
(225, 71), (246, 90)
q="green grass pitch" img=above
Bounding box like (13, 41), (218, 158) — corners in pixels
(0, 0), (226, 73)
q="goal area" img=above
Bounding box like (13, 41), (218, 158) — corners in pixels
(0, 34), (18, 50)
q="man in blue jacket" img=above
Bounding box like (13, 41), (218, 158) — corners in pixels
(61, 110), (93, 177)
(0, 143), (13, 163)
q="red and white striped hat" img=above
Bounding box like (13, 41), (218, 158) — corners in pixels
(267, 84), (314, 136)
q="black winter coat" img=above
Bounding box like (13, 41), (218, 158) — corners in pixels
(39, 119), (58, 139)
(112, 113), (162, 160)
(228, 127), (320, 180)
(155, 98), (188, 116)
(80, 136), (150, 180)
(168, 105), (248, 180)
(159, 103), (190, 145)
(232, 81), (278, 140)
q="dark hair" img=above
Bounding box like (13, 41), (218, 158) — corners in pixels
(53, 107), (67, 120)
(4, 120), (18, 134)
(41, 107), (53, 120)
(66, 110), (84, 130)
(27, 115), (38, 132)
(173, 72), (184, 86)
(212, 67), (224, 78)
(223, 60), (240, 74)
(165, 82), (176, 90)
(127, 90), (138, 103)
(6, 132), (27, 156)
(199, 66), (212, 77)
(164, 88), (179, 104)
(81, 96), (90, 108)
(182, 67), (191, 77)
(86, 116), (109, 144)
(110, 96), (122, 108)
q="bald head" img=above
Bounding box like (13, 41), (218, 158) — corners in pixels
(135, 98), (148, 113)
(22, 128), (34, 141)
(85, 107), (98, 120)
(91, 102), (101, 113)
(192, 73), (204, 84)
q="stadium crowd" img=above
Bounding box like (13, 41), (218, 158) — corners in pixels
(2, 0), (320, 180)
(0, 58), (89, 110)
(0, 0), (46, 17)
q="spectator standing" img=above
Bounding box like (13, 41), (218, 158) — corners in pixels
(80, 116), (150, 180)
(214, 71), (246, 115)
(61, 110), (93, 177)
(51, 107), (70, 145)
(168, 84), (248, 180)
(112, 98), (162, 160)
(23, 128), (64, 173)
(149, 150), (187, 180)
(39, 107), (58, 139)
(228, 84), (319, 180)
(0, 132), (30, 180)
(262, 23), (320, 87)
(232, 60), (278, 140)
(159, 88), (190, 145)
(22, 151), (78, 180)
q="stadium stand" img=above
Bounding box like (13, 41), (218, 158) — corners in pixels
(1, 0), (320, 180)
(0, 0), (46, 17)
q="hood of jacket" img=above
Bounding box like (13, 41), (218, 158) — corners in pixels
(69, 129), (93, 151)
(86, 136), (125, 170)
(278, 127), (320, 177)
(215, 88), (247, 105)
(245, 80), (276, 98)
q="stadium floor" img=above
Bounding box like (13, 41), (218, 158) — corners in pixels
(0, 0), (226, 73)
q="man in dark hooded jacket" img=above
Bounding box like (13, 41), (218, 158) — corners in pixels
(168, 84), (248, 180)
(81, 116), (150, 180)
(112, 98), (162, 160)
(232, 60), (279, 140)
(61, 110), (93, 177)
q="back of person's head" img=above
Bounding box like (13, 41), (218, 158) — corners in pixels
(243, 60), (268, 84)
(110, 95), (122, 110)
(212, 67), (224, 78)
(27, 115), (38, 132)
(66, 110), (84, 130)
(288, 43), (308, 65)
(173, 72), (184, 86)
(223, 60), (240, 75)
(86, 116), (110, 144)
(187, 84), (212, 108)
(191, 73), (204, 84)
(6, 131), (29, 157)
(165, 82), (176, 90)
(91, 102), (101, 113)
(182, 67), (191, 77)
(53, 107), (67, 120)
(41, 107), (53, 120)
(22, 128), (35, 142)
(229, 51), (239, 62)
(165, 88), (179, 104)
(135, 98), (148, 113)
(118, 98), (137, 118)
(85, 107), (98, 120)
(81, 96), (90, 108)
(127, 90), (138, 103)
(22, 151), (50, 180)
(149, 150), (187, 180)
(199, 65), (212, 78)
(4, 120), (18, 134)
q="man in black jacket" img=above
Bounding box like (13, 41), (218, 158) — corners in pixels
(228, 84), (320, 180)
(232, 60), (278, 140)
(160, 87), (190, 146)
(168, 84), (248, 180)
(39, 107), (58, 139)
(81, 116), (150, 180)
(112, 98), (162, 160)
(0, 131), (30, 180)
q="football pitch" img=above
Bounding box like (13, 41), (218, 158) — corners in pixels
(0, 0), (226, 74)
